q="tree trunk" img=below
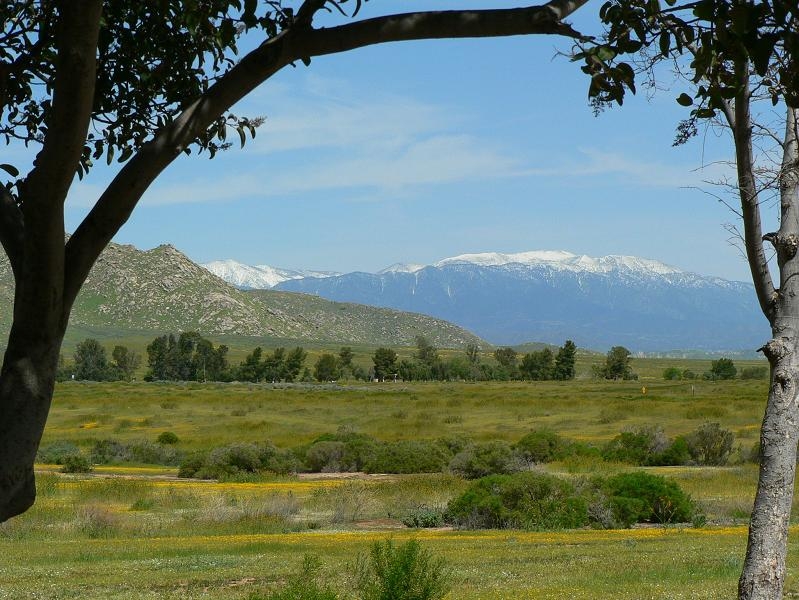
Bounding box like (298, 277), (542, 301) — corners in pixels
(739, 334), (799, 600)
(739, 106), (799, 600)
(0, 327), (62, 522)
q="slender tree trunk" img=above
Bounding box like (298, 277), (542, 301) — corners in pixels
(738, 336), (799, 600)
(0, 327), (62, 521)
(739, 107), (799, 600)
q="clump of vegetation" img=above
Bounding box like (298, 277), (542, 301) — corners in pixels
(156, 431), (179, 445)
(686, 422), (735, 466)
(37, 440), (81, 465)
(365, 440), (451, 474)
(355, 539), (451, 600)
(251, 555), (340, 600)
(178, 442), (299, 479)
(401, 505), (447, 528)
(448, 440), (517, 479)
(61, 453), (93, 473)
(514, 429), (565, 465)
(447, 471), (696, 530)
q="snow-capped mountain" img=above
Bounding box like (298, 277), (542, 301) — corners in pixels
(202, 259), (339, 289)
(267, 250), (766, 352)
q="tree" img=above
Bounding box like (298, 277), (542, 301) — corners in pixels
(283, 347), (307, 382)
(554, 340), (576, 380)
(581, 1), (799, 596)
(338, 347), (354, 370)
(372, 348), (398, 382)
(519, 348), (554, 380)
(596, 346), (635, 380)
(709, 358), (737, 381)
(465, 343), (481, 365)
(414, 335), (439, 367)
(73, 338), (110, 381)
(0, 0), (588, 521)
(111, 345), (140, 381)
(314, 353), (341, 382)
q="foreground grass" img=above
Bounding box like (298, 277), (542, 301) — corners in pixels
(1, 521), (790, 599)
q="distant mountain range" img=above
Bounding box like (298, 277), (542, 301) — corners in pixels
(0, 244), (482, 349)
(204, 250), (769, 352)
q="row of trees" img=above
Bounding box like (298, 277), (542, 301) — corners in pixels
(371, 338), (577, 382)
(58, 339), (141, 382)
(664, 359), (768, 382)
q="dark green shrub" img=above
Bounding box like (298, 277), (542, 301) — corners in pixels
(305, 441), (348, 472)
(657, 436), (691, 466)
(355, 539), (450, 600)
(662, 367), (682, 380)
(514, 429), (564, 464)
(401, 505), (446, 528)
(447, 472), (588, 530)
(37, 440), (81, 464)
(365, 440), (450, 474)
(449, 440), (516, 479)
(601, 426), (668, 465)
(156, 431), (180, 444)
(311, 430), (379, 471)
(686, 422), (735, 466)
(178, 442), (297, 479)
(90, 439), (131, 464)
(178, 451), (208, 478)
(61, 453), (93, 473)
(603, 471), (694, 525)
(128, 439), (182, 465)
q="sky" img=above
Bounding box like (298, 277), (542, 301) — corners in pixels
(55, 1), (775, 282)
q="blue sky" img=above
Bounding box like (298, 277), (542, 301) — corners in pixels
(61, 2), (762, 282)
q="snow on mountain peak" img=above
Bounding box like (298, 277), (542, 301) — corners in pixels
(202, 259), (339, 289)
(433, 250), (682, 275)
(378, 262), (425, 274)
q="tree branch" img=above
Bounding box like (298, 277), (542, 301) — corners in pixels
(735, 63), (777, 320)
(64, 2), (587, 310)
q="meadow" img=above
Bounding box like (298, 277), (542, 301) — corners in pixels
(4, 372), (795, 599)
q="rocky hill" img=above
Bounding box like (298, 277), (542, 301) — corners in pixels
(0, 243), (482, 348)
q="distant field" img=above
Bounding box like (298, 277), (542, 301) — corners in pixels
(9, 374), (793, 599)
(45, 378), (768, 450)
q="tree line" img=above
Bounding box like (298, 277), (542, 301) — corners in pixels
(369, 337), (577, 382)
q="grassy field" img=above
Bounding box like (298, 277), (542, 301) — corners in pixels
(44, 378), (767, 450)
(5, 374), (793, 599)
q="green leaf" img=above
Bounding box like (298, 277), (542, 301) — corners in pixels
(0, 164), (19, 177)
(659, 31), (670, 57)
(676, 93), (693, 107)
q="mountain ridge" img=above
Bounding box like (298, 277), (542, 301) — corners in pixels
(202, 250), (767, 352)
(0, 243), (483, 349)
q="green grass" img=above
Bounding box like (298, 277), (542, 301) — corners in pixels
(44, 378), (767, 450)
(12, 375), (794, 598)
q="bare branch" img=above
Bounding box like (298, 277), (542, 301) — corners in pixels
(734, 63), (777, 320)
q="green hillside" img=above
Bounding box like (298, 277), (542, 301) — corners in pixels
(0, 242), (483, 350)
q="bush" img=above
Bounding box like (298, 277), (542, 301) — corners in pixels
(178, 442), (298, 479)
(305, 441), (348, 472)
(662, 367), (682, 380)
(251, 555), (340, 600)
(309, 429), (379, 472)
(601, 426), (669, 465)
(447, 472), (588, 530)
(686, 422), (735, 465)
(157, 431), (180, 444)
(449, 440), (516, 479)
(61, 453), (93, 473)
(90, 439), (132, 464)
(602, 471), (694, 525)
(128, 439), (182, 465)
(37, 440), (81, 464)
(741, 366), (768, 380)
(514, 429), (564, 464)
(402, 505), (446, 528)
(365, 440), (450, 474)
(355, 539), (450, 600)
